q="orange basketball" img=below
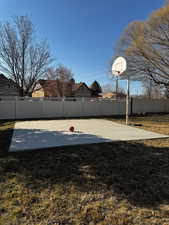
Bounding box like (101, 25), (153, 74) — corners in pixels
(69, 126), (74, 132)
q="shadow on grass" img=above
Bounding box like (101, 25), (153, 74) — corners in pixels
(1, 130), (169, 208)
(0, 121), (14, 156)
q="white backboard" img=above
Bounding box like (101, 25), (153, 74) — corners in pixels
(112, 57), (127, 76)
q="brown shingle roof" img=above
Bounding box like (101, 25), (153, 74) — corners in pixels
(35, 79), (74, 97)
(35, 80), (91, 96)
(72, 82), (91, 92)
(38, 79), (58, 87)
(72, 83), (83, 91)
(36, 79), (61, 97)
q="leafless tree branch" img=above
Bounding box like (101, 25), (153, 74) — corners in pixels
(0, 16), (53, 96)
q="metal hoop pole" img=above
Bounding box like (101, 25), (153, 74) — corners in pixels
(116, 76), (119, 98)
(126, 77), (130, 125)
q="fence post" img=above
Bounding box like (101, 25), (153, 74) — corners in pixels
(42, 97), (44, 118)
(62, 97), (65, 117)
(130, 97), (133, 116)
(15, 96), (17, 119)
(81, 97), (85, 116)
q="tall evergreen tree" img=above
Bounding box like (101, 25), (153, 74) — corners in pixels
(90, 80), (102, 96)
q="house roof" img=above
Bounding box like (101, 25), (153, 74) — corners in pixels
(34, 79), (59, 91)
(0, 74), (10, 84)
(0, 74), (17, 87)
(0, 74), (7, 80)
(34, 80), (91, 93)
(72, 82), (91, 92)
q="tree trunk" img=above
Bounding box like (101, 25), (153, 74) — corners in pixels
(165, 86), (169, 98)
(18, 87), (24, 97)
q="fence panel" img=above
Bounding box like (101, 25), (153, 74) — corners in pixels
(43, 100), (63, 118)
(99, 100), (114, 116)
(111, 100), (126, 115)
(63, 99), (84, 117)
(0, 100), (16, 119)
(133, 99), (169, 114)
(163, 100), (169, 113)
(83, 99), (103, 116)
(1, 97), (169, 120)
(15, 99), (43, 119)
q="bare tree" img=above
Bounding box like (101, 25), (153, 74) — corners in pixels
(102, 84), (114, 93)
(165, 0), (169, 5)
(114, 4), (169, 95)
(102, 83), (125, 94)
(46, 64), (74, 81)
(45, 64), (74, 97)
(142, 79), (164, 99)
(164, 86), (169, 98)
(0, 16), (52, 96)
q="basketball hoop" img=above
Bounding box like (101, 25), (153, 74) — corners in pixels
(112, 57), (127, 76)
(112, 70), (121, 76)
(112, 57), (130, 125)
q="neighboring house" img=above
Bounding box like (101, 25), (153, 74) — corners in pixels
(32, 80), (65, 97)
(32, 79), (92, 98)
(102, 92), (126, 99)
(73, 83), (91, 97)
(0, 74), (19, 96)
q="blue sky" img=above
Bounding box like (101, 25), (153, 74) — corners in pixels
(0, 0), (164, 94)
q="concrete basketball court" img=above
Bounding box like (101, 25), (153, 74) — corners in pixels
(9, 119), (168, 152)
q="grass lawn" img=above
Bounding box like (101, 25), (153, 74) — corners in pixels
(0, 121), (15, 156)
(1, 115), (169, 224)
(108, 113), (169, 135)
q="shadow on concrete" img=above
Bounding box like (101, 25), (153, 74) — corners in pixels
(9, 128), (114, 152)
(1, 128), (169, 208)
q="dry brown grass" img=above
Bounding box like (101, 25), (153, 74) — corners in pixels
(1, 115), (169, 225)
(109, 113), (169, 135)
(0, 121), (14, 156)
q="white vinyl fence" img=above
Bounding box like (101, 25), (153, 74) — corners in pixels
(132, 98), (169, 114)
(0, 97), (169, 120)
